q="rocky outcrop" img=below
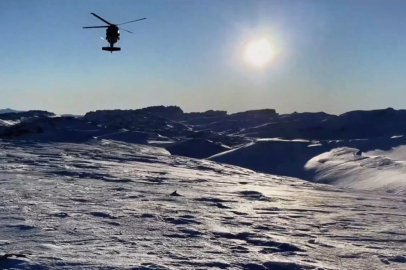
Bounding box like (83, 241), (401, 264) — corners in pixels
(230, 109), (278, 118)
(84, 106), (184, 121)
(184, 110), (228, 118)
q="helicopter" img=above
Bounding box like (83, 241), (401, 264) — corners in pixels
(83, 13), (146, 52)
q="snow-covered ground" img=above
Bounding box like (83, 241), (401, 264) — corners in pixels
(1, 139), (405, 269)
(0, 119), (19, 127)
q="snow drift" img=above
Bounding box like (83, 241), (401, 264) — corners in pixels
(305, 147), (406, 195)
(209, 137), (406, 195)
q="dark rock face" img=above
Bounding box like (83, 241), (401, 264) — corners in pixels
(136, 105), (184, 119)
(1, 125), (42, 139)
(85, 106), (184, 120)
(233, 108), (406, 140)
(0, 116), (77, 139)
(184, 110), (228, 118)
(230, 109), (278, 118)
(84, 108), (191, 139)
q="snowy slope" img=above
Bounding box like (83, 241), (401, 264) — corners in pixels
(208, 139), (327, 179)
(0, 140), (406, 270)
(209, 138), (406, 195)
(165, 138), (231, 158)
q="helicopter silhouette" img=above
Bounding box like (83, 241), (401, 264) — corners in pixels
(83, 13), (146, 52)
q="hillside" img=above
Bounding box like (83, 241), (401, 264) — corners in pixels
(2, 106), (406, 194)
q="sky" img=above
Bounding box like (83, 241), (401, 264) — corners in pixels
(1, 0), (406, 115)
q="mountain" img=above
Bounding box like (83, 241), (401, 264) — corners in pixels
(0, 108), (20, 114)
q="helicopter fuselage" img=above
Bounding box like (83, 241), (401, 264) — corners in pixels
(106, 25), (120, 47)
(83, 12), (146, 52)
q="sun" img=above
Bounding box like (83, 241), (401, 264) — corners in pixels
(245, 39), (274, 68)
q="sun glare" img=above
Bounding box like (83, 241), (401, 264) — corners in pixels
(245, 39), (274, 68)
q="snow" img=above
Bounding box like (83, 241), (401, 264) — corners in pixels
(4, 108), (406, 196)
(305, 147), (406, 195)
(208, 139), (328, 180)
(209, 137), (406, 195)
(165, 138), (231, 159)
(1, 107), (406, 269)
(0, 119), (18, 127)
(94, 130), (149, 144)
(0, 139), (406, 270)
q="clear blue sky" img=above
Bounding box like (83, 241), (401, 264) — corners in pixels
(1, 0), (406, 115)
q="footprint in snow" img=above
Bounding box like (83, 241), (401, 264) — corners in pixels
(50, 212), (69, 218)
(241, 261), (307, 270)
(214, 202), (232, 209)
(195, 197), (236, 203)
(238, 191), (272, 201)
(5, 224), (36, 230)
(90, 211), (118, 219)
(163, 216), (201, 225)
(178, 228), (202, 237)
(140, 213), (156, 218)
(230, 246), (250, 254)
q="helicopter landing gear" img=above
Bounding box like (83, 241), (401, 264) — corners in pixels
(102, 47), (121, 52)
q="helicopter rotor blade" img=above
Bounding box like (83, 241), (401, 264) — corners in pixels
(117, 17), (146, 26)
(90, 13), (113, 25)
(83, 26), (109, 29)
(119, 27), (133, 34)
